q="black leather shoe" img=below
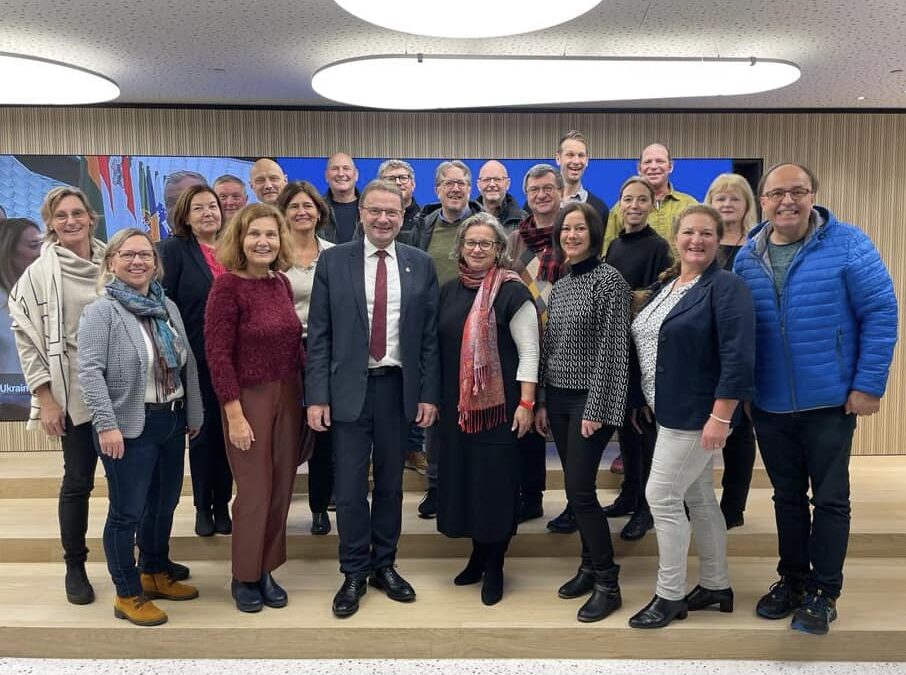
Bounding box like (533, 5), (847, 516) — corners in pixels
(481, 565), (504, 606)
(620, 509), (653, 541)
(685, 584), (734, 612)
(518, 498), (544, 523)
(195, 508), (215, 537)
(417, 488), (438, 519)
(601, 498), (636, 519)
(756, 577), (804, 619)
(558, 566), (594, 599)
(577, 569), (622, 622)
(332, 574), (367, 617)
(310, 511), (331, 535)
(167, 560), (190, 581)
(231, 578), (264, 613)
(213, 506), (232, 535)
(546, 506), (578, 534)
(629, 595), (688, 628)
(259, 572), (288, 608)
(65, 562), (95, 605)
(369, 566), (416, 602)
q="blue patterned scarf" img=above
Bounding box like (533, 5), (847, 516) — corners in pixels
(105, 278), (186, 398)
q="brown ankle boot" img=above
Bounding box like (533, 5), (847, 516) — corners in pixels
(114, 595), (168, 626)
(141, 572), (200, 601)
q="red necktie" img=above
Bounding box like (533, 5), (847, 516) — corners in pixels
(369, 250), (388, 361)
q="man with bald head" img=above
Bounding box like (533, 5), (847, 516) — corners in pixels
(324, 152), (361, 244)
(249, 158), (287, 205)
(603, 143), (697, 251)
(476, 160), (526, 231)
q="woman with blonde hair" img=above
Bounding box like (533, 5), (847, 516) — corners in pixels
(9, 187), (106, 605)
(79, 227), (203, 626)
(704, 173), (759, 529)
(204, 203), (304, 613)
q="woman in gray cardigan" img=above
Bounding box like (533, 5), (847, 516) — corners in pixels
(78, 228), (203, 627)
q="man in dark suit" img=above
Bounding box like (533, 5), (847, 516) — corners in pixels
(306, 179), (440, 618)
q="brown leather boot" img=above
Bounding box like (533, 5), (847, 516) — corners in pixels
(114, 595), (168, 626)
(141, 572), (200, 601)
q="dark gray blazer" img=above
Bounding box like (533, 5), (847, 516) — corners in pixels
(304, 240), (440, 423)
(78, 295), (203, 437)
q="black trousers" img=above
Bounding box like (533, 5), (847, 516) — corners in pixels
(752, 405), (856, 598)
(518, 430), (547, 503)
(720, 413), (756, 516)
(331, 368), (409, 575)
(547, 387), (617, 571)
(60, 417), (98, 564)
(189, 363), (233, 512)
(308, 428), (334, 513)
(616, 408), (657, 510)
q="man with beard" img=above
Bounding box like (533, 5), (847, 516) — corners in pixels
(476, 160), (526, 231)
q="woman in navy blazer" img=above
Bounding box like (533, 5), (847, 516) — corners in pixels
(628, 205), (755, 629)
(158, 184), (233, 538)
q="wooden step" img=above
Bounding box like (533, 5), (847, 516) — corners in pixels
(0, 445), (774, 499)
(0, 557), (904, 660)
(1, 477), (903, 563)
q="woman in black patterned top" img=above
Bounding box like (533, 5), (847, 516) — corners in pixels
(535, 202), (631, 623)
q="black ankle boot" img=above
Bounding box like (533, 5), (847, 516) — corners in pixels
(629, 594), (688, 628)
(558, 565), (594, 599)
(577, 567), (621, 622)
(65, 562), (95, 605)
(454, 542), (485, 586)
(685, 585), (734, 612)
(480, 542), (507, 606)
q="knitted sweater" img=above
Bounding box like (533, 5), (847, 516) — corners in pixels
(204, 272), (302, 404)
(540, 257), (631, 426)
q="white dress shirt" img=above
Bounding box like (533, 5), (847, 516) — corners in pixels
(363, 238), (402, 368)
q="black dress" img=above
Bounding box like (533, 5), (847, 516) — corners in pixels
(436, 278), (533, 542)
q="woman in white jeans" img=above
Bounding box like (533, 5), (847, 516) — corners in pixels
(628, 205), (755, 629)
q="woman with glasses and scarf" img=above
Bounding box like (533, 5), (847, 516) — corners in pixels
(78, 228), (203, 626)
(436, 212), (539, 606)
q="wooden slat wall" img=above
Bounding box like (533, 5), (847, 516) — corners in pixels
(0, 107), (902, 455)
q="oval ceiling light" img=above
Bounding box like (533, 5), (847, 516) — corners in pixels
(334, 0), (602, 38)
(312, 55), (801, 110)
(0, 52), (120, 105)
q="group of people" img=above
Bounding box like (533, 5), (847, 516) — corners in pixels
(3, 133), (897, 637)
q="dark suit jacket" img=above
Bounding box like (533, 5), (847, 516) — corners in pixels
(304, 240), (441, 423)
(642, 261), (755, 430)
(157, 234), (213, 367)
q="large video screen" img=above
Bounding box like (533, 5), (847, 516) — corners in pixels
(1, 153), (739, 421)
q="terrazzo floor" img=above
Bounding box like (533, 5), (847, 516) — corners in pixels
(1, 660), (905, 675)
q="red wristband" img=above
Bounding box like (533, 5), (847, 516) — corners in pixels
(518, 399), (535, 410)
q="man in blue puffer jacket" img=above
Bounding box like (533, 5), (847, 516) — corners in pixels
(734, 163), (898, 636)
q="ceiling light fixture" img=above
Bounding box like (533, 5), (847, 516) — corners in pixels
(333, 0), (602, 38)
(312, 55), (801, 110)
(0, 52), (119, 105)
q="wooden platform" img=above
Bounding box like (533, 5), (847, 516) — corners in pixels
(0, 451), (903, 661)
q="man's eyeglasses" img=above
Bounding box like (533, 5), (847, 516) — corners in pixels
(383, 174), (412, 184)
(463, 240), (496, 251)
(526, 185), (558, 196)
(361, 207), (403, 219)
(440, 179), (469, 190)
(477, 176), (508, 185)
(762, 187), (813, 202)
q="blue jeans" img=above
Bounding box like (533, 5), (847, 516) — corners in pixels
(752, 405), (856, 598)
(96, 407), (186, 598)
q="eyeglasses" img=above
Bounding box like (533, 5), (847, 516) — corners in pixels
(116, 251), (155, 262)
(361, 206), (403, 219)
(52, 208), (89, 222)
(477, 176), (508, 184)
(463, 239), (496, 251)
(762, 187), (813, 202)
(440, 179), (469, 190)
(382, 174), (412, 184)
(526, 185), (558, 196)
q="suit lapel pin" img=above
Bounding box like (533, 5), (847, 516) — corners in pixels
(405, 267), (411, 273)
